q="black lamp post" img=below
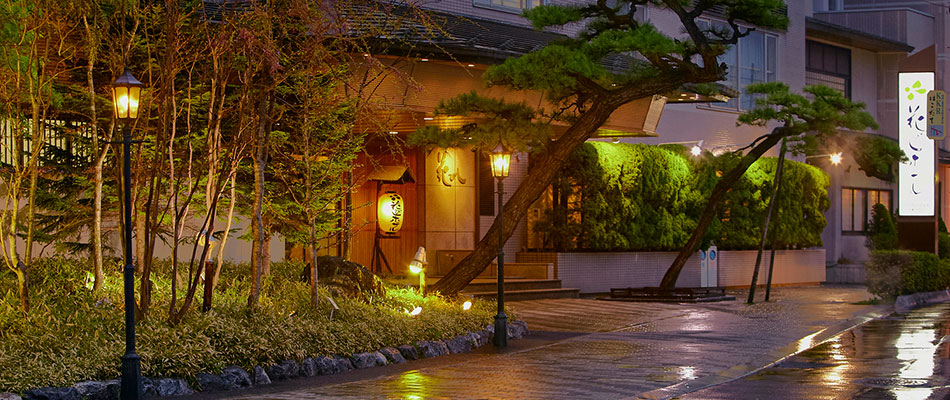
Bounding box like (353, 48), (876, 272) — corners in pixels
(112, 67), (144, 400)
(489, 144), (511, 348)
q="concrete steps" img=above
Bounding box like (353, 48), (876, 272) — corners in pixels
(462, 279), (563, 292)
(460, 279), (580, 301)
(464, 287), (581, 301)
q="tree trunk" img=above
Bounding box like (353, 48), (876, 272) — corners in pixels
(135, 205), (146, 274)
(83, 16), (105, 291)
(262, 234), (271, 278)
(342, 171), (353, 259)
(660, 127), (786, 290)
(213, 177), (235, 289)
(747, 137), (787, 303)
(16, 260), (28, 313)
(430, 96), (622, 295)
(247, 93), (271, 310)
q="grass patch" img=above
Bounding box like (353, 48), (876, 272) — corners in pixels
(0, 257), (496, 393)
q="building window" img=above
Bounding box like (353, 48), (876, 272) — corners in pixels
(814, 0), (842, 11)
(806, 40), (851, 98)
(473, 0), (542, 12)
(478, 152), (494, 216)
(699, 20), (777, 111)
(842, 188), (891, 233)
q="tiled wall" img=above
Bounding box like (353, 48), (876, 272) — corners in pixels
(716, 249), (827, 287)
(556, 252), (702, 294)
(556, 249), (826, 293)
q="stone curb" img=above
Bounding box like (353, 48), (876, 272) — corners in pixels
(11, 321), (529, 400)
(895, 289), (950, 312)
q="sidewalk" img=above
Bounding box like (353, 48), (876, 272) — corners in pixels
(228, 285), (889, 400)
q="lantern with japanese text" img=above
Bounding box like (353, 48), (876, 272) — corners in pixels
(377, 191), (404, 234)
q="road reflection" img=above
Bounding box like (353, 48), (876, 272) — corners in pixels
(893, 326), (937, 400)
(685, 303), (950, 399)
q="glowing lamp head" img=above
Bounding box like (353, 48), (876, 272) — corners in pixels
(490, 144), (511, 179)
(462, 301), (472, 311)
(111, 68), (144, 121)
(830, 152), (843, 165)
(408, 306), (422, 316)
(409, 246), (426, 274)
(377, 192), (404, 235)
(409, 263), (423, 274)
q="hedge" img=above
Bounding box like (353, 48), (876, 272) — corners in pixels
(866, 250), (950, 298)
(537, 142), (830, 251)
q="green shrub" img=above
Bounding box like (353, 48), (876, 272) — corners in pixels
(866, 204), (898, 251)
(538, 142), (829, 251)
(939, 233), (950, 259)
(0, 258), (495, 393)
(866, 250), (950, 298)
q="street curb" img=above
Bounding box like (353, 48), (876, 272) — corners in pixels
(895, 290), (950, 312)
(632, 305), (892, 400)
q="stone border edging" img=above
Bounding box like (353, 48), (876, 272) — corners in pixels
(6, 320), (529, 400)
(895, 290), (950, 312)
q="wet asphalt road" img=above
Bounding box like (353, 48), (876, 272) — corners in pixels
(683, 303), (950, 400)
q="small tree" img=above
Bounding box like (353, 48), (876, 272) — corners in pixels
(867, 203), (898, 251)
(660, 83), (879, 289)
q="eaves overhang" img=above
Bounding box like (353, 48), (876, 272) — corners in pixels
(805, 17), (913, 53)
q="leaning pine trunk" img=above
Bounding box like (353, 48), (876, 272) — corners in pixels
(431, 96), (622, 295)
(660, 127), (786, 290)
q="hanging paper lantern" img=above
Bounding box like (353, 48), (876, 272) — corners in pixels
(377, 192), (404, 234)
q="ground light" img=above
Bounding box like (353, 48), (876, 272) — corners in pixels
(490, 143), (511, 348)
(462, 301), (472, 311)
(409, 246), (426, 293)
(408, 306), (422, 316)
(112, 67), (144, 400)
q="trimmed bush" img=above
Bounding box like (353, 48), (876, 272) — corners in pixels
(866, 250), (950, 298)
(538, 142), (829, 251)
(866, 203), (898, 251)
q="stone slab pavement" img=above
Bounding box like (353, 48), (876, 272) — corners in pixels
(224, 285), (889, 400)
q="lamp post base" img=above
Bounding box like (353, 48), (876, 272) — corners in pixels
(121, 353), (142, 399)
(494, 312), (508, 348)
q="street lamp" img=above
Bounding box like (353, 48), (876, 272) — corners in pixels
(659, 140), (704, 156)
(409, 246), (427, 293)
(112, 67), (143, 400)
(805, 152), (843, 165)
(490, 144), (510, 348)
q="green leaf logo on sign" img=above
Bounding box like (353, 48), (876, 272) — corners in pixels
(906, 80), (927, 100)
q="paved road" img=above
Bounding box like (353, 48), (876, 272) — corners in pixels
(222, 286), (887, 400)
(684, 302), (950, 400)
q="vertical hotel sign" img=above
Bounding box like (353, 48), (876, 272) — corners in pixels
(899, 72), (935, 216)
